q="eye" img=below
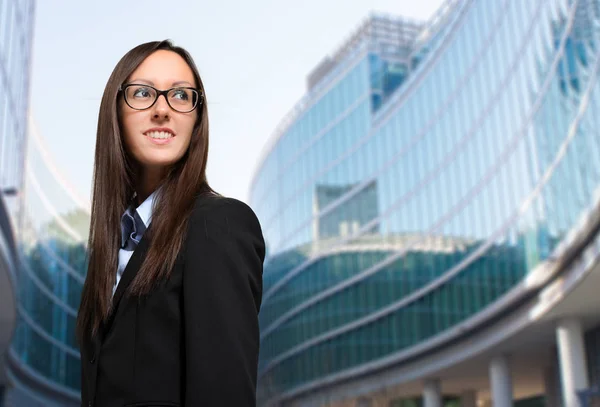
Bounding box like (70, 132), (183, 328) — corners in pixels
(131, 86), (153, 99)
(171, 88), (190, 101)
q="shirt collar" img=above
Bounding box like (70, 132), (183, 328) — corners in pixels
(135, 189), (156, 227)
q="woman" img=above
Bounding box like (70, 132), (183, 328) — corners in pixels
(77, 40), (265, 407)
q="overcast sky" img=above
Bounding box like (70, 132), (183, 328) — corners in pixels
(30, 0), (443, 209)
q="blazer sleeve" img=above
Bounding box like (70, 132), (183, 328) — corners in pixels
(183, 198), (265, 406)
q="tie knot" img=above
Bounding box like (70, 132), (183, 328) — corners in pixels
(121, 208), (147, 251)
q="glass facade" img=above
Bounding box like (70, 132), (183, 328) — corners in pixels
(1, 1), (88, 404)
(250, 0), (600, 403)
(7, 119), (89, 404)
(0, 0), (34, 192)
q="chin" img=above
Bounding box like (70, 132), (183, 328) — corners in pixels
(140, 156), (181, 169)
(149, 160), (179, 168)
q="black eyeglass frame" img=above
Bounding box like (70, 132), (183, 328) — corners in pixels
(118, 83), (202, 113)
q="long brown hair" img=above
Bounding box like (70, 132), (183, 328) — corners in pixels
(76, 40), (215, 342)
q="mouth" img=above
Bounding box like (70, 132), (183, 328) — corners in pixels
(144, 128), (176, 140)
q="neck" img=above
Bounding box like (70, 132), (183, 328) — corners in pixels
(136, 166), (165, 205)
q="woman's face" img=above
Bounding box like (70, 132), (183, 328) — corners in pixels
(120, 50), (198, 173)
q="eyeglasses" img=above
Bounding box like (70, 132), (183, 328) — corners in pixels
(119, 84), (201, 113)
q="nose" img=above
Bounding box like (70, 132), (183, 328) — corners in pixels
(152, 94), (170, 120)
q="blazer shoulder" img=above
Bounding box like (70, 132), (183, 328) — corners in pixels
(189, 194), (262, 238)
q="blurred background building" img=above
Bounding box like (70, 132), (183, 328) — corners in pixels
(0, 0), (36, 406)
(0, 1), (88, 406)
(5, 115), (89, 407)
(251, 0), (600, 406)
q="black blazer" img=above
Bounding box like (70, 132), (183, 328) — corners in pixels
(80, 195), (265, 407)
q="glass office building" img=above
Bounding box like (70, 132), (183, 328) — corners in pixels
(0, 1), (87, 405)
(0, 1), (34, 190)
(250, 0), (600, 405)
(6, 117), (89, 406)
(0, 0), (36, 406)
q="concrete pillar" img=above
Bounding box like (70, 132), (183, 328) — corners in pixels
(557, 318), (589, 407)
(460, 390), (477, 407)
(423, 379), (442, 407)
(490, 355), (513, 406)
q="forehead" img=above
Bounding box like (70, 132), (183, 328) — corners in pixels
(129, 50), (196, 86)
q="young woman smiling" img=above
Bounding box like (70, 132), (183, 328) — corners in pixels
(77, 40), (265, 407)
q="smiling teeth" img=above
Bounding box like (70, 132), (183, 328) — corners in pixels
(147, 131), (173, 139)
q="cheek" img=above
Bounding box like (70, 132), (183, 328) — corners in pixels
(180, 116), (197, 146)
(121, 115), (141, 150)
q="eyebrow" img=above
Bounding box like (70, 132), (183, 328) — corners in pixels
(128, 78), (194, 87)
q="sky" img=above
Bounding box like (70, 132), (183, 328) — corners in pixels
(30, 0), (443, 208)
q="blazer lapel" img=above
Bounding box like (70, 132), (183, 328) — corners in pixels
(102, 225), (153, 337)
